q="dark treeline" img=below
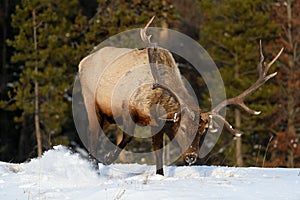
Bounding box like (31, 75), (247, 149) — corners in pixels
(0, 0), (299, 167)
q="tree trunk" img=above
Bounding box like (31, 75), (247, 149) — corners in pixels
(160, 1), (169, 43)
(235, 109), (243, 166)
(286, 0), (296, 136)
(286, 0), (296, 168)
(234, 61), (243, 167)
(32, 9), (42, 157)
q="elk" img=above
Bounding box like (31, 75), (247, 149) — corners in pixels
(78, 17), (283, 175)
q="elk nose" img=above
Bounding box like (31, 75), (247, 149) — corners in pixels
(185, 153), (197, 165)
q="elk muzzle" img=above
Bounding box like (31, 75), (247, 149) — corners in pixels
(184, 152), (198, 165)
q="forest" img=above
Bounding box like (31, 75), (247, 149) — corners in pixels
(0, 0), (299, 168)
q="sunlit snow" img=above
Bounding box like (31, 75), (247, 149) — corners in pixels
(0, 145), (299, 200)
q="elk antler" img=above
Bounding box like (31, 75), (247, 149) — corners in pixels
(140, 16), (161, 86)
(207, 40), (284, 136)
(140, 16), (180, 98)
(140, 16), (156, 46)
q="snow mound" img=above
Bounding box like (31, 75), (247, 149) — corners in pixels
(0, 146), (299, 200)
(0, 145), (99, 199)
(23, 145), (99, 185)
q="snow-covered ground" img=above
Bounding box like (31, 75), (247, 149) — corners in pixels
(0, 146), (299, 200)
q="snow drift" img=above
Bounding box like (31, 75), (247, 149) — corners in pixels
(0, 145), (299, 200)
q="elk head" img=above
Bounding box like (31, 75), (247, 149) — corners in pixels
(156, 100), (209, 165)
(176, 109), (209, 165)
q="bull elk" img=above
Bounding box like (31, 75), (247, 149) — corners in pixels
(78, 17), (283, 175)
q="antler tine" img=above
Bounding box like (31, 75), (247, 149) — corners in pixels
(208, 113), (242, 137)
(239, 102), (261, 115)
(258, 40), (283, 79)
(264, 47), (284, 76)
(140, 16), (155, 45)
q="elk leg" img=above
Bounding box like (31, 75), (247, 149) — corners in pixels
(103, 117), (134, 165)
(86, 105), (101, 159)
(103, 134), (132, 165)
(152, 127), (164, 175)
(165, 124), (179, 148)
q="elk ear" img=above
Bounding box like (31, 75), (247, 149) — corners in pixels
(200, 112), (218, 133)
(199, 112), (217, 133)
(200, 112), (209, 127)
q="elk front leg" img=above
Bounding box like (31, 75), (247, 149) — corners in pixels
(103, 133), (133, 165)
(151, 127), (164, 175)
(103, 116), (135, 165)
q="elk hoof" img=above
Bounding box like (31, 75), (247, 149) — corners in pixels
(156, 168), (164, 176)
(103, 150), (118, 165)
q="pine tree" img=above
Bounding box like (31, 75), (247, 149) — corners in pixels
(6, 0), (83, 157)
(79, 0), (178, 53)
(199, 0), (279, 166)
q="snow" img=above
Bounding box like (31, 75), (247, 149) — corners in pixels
(0, 145), (299, 200)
